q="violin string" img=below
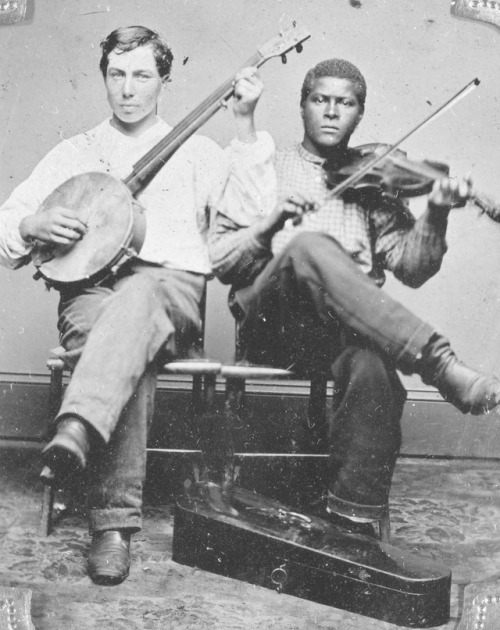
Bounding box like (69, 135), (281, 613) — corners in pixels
(329, 78), (480, 198)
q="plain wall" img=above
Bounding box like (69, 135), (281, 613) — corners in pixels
(2, 0), (500, 382)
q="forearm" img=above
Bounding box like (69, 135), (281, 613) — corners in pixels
(0, 201), (36, 269)
(233, 112), (258, 145)
(386, 207), (448, 288)
(208, 214), (272, 286)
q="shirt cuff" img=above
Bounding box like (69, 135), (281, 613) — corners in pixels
(228, 131), (275, 164)
(9, 226), (34, 256)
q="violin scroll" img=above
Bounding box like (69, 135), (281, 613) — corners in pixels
(472, 191), (500, 223)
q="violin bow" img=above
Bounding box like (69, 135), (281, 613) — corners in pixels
(328, 78), (480, 199)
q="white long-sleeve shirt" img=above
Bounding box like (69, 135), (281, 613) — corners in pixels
(0, 117), (272, 276)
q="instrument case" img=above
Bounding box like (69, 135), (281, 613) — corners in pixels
(173, 487), (451, 628)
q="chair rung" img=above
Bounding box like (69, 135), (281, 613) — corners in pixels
(147, 448), (328, 457)
(161, 360), (222, 375)
(221, 365), (293, 379)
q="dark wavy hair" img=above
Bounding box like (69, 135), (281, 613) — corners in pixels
(99, 25), (174, 80)
(300, 59), (367, 110)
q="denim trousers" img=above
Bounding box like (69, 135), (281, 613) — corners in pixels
(55, 261), (205, 534)
(231, 232), (435, 519)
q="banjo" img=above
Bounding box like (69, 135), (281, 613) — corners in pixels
(31, 17), (310, 289)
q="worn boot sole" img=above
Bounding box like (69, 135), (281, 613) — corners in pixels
(438, 361), (500, 415)
(41, 442), (85, 487)
(41, 419), (90, 486)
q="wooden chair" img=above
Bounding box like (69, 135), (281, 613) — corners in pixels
(39, 347), (222, 536)
(38, 281), (223, 536)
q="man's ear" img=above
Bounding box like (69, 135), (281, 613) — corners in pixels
(355, 110), (364, 127)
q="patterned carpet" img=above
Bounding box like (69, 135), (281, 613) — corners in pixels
(1, 446), (500, 629)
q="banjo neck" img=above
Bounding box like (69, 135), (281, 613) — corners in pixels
(31, 18), (310, 289)
(124, 16), (310, 197)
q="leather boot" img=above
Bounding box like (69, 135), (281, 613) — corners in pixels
(41, 416), (91, 485)
(88, 530), (131, 585)
(418, 333), (500, 415)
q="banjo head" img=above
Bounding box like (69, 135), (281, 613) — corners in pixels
(32, 172), (145, 287)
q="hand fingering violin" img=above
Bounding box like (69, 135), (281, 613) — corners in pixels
(323, 142), (500, 223)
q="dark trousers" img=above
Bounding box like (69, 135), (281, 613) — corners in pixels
(231, 232), (434, 518)
(55, 262), (205, 533)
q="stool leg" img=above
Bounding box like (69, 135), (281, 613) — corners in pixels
(195, 374), (238, 516)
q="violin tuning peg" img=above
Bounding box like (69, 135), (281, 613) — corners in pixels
(295, 43), (303, 53)
(281, 54), (287, 64)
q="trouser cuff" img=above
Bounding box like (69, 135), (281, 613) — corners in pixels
(327, 491), (388, 522)
(88, 508), (142, 535)
(396, 322), (435, 375)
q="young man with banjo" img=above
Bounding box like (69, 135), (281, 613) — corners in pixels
(0, 24), (292, 585)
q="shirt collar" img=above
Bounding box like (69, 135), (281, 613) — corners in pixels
(297, 142), (326, 166)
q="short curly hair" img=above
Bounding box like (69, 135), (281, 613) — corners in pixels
(99, 25), (174, 80)
(300, 59), (366, 110)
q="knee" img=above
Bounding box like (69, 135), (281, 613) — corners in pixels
(280, 233), (347, 277)
(286, 232), (342, 259)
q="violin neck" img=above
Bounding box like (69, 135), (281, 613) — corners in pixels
(471, 190), (498, 219)
(123, 51), (263, 197)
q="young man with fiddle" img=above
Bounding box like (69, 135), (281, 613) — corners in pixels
(0, 25), (268, 585)
(208, 58), (500, 537)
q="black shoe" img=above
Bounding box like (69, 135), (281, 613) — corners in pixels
(324, 509), (377, 538)
(41, 417), (90, 485)
(88, 530), (131, 586)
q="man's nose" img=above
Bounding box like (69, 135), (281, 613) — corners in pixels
(325, 101), (339, 118)
(122, 75), (135, 97)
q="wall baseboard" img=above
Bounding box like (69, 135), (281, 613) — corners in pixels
(2, 376), (500, 458)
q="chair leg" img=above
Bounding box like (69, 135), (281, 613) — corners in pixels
(39, 482), (55, 537)
(308, 374), (328, 452)
(378, 505), (391, 543)
(39, 360), (64, 537)
(47, 361), (64, 419)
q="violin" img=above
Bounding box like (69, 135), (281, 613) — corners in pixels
(325, 143), (448, 198)
(324, 142), (500, 222)
(321, 76), (500, 223)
